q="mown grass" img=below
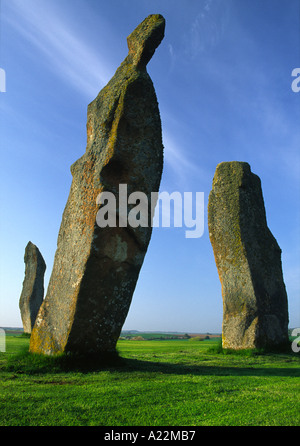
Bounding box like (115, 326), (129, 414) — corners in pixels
(0, 335), (299, 426)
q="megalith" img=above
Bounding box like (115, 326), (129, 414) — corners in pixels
(19, 242), (46, 334)
(30, 15), (165, 356)
(208, 161), (289, 349)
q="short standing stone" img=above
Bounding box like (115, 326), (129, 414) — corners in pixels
(208, 162), (289, 349)
(30, 15), (165, 356)
(19, 242), (46, 334)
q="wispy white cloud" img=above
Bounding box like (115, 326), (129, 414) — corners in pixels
(4, 0), (112, 98)
(205, 0), (213, 12)
(162, 130), (209, 186)
(163, 132), (195, 175)
(183, 0), (232, 58)
(167, 43), (176, 73)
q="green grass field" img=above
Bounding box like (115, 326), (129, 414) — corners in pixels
(0, 334), (299, 426)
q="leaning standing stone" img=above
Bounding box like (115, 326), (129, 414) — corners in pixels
(19, 242), (46, 334)
(30, 15), (165, 356)
(208, 161), (289, 350)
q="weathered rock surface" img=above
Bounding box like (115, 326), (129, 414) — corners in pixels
(208, 162), (289, 349)
(30, 15), (165, 356)
(19, 242), (46, 334)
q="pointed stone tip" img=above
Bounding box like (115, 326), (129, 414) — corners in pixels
(25, 241), (36, 253)
(127, 14), (165, 67)
(24, 241), (46, 269)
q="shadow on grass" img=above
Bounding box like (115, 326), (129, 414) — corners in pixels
(121, 357), (300, 378)
(2, 347), (299, 378)
(2, 349), (123, 374)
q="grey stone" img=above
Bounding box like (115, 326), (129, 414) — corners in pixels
(19, 242), (46, 334)
(208, 161), (289, 349)
(30, 14), (165, 356)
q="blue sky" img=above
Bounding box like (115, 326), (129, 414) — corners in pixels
(0, 0), (299, 332)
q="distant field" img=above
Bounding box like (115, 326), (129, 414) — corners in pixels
(120, 331), (221, 340)
(0, 334), (299, 426)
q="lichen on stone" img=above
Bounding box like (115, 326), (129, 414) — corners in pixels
(208, 161), (289, 350)
(29, 15), (165, 357)
(19, 242), (46, 334)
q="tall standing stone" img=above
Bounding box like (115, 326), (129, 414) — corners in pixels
(19, 242), (46, 334)
(30, 15), (165, 356)
(208, 162), (289, 349)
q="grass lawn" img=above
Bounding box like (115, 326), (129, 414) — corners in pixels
(0, 334), (299, 426)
